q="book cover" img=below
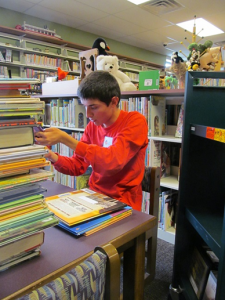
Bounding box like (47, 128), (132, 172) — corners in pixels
(0, 209), (58, 246)
(175, 103), (184, 138)
(161, 141), (171, 178)
(0, 231), (44, 265)
(45, 188), (127, 225)
(0, 249), (41, 271)
(0, 126), (34, 149)
(189, 247), (212, 299)
(150, 96), (166, 137)
(0, 183), (46, 203)
(0, 169), (54, 190)
(58, 206), (132, 236)
(202, 270), (217, 300)
(150, 140), (162, 168)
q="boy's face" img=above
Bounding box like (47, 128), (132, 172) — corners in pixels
(81, 98), (119, 128)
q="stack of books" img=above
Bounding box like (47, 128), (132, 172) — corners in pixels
(0, 79), (58, 271)
(45, 188), (132, 236)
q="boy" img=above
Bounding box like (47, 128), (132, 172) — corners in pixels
(35, 71), (148, 211)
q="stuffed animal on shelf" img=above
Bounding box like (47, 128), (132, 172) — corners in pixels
(171, 52), (184, 64)
(199, 46), (222, 71)
(92, 38), (110, 56)
(57, 67), (69, 80)
(96, 55), (137, 91)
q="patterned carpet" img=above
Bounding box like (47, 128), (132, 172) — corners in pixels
(144, 238), (174, 300)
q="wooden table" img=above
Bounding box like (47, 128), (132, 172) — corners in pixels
(0, 180), (157, 300)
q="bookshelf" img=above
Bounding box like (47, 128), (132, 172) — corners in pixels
(120, 89), (184, 244)
(0, 25), (163, 83)
(39, 88), (184, 245)
(169, 72), (225, 300)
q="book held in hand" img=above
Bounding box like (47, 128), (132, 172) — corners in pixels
(45, 188), (127, 226)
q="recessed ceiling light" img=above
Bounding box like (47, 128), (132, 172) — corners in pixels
(127, 0), (149, 4)
(177, 18), (224, 37)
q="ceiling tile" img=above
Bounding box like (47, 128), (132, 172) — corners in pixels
(25, 5), (86, 27)
(92, 15), (148, 36)
(75, 0), (134, 14)
(115, 7), (171, 29)
(39, 0), (108, 21)
(0, 0), (34, 12)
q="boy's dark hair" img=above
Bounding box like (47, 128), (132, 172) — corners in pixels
(77, 71), (121, 106)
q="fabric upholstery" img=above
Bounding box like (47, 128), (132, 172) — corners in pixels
(17, 250), (107, 300)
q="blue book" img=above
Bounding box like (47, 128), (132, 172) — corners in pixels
(57, 206), (132, 236)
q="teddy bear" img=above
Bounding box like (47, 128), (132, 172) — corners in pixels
(96, 55), (137, 91)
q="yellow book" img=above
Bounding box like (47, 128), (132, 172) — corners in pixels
(0, 204), (47, 221)
(45, 188), (126, 226)
(0, 158), (47, 170)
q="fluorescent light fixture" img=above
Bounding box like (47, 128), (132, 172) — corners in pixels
(127, 0), (149, 4)
(177, 18), (224, 37)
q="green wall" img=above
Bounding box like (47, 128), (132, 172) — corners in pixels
(0, 7), (166, 66)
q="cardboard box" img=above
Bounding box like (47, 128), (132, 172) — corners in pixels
(139, 70), (160, 90)
(42, 79), (80, 95)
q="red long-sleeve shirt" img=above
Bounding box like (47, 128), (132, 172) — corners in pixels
(53, 110), (148, 211)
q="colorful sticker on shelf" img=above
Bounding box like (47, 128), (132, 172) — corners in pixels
(221, 129), (225, 143)
(206, 127), (215, 140)
(214, 128), (222, 142)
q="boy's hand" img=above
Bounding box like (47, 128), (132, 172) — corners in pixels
(34, 127), (67, 146)
(45, 150), (59, 163)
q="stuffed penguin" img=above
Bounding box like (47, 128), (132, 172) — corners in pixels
(92, 38), (110, 56)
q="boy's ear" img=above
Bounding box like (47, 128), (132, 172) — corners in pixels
(111, 96), (119, 106)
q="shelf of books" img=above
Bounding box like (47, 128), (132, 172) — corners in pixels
(121, 89), (184, 244)
(0, 78), (59, 271)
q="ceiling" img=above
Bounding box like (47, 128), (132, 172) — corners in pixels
(0, 0), (225, 60)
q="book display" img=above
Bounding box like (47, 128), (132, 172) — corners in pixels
(169, 72), (225, 300)
(0, 79), (58, 271)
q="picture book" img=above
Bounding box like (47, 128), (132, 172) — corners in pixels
(202, 270), (217, 300)
(0, 231), (44, 265)
(58, 206), (132, 236)
(0, 209), (58, 246)
(0, 169), (54, 190)
(175, 103), (184, 138)
(0, 249), (41, 271)
(45, 188), (127, 225)
(161, 141), (171, 178)
(0, 126), (34, 149)
(189, 247), (212, 299)
(150, 96), (166, 137)
(0, 183), (46, 203)
(0, 117), (36, 127)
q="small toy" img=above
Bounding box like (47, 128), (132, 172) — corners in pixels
(96, 55), (136, 91)
(92, 38), (110, 56)
(57, 67), (69, 81)
(171, 52), (184, 64)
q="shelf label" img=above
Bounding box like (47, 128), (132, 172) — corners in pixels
(206, 127), (215, 140)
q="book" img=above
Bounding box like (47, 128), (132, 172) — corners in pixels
(0, 117), (36, 127)
(0, 209), (58, 246)
(202, 270), (217, 300)
(0, 183), (47, 203)
(0, 126), (34, 149)
(189, 247), (212, 299)
(0, 157), (50, 173)
(0, 231), (44, 265)
(0, 169), (54, 190)
(175, 103), (184, 138)
(150, 96), (166, 137)
(161, 141), (171, 178)
(58, 206), (132, 236)
(45, 188), (127, 226)
(0, 249), (41, 271)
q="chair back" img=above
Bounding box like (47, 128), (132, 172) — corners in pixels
(17, 244), (120, 300)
